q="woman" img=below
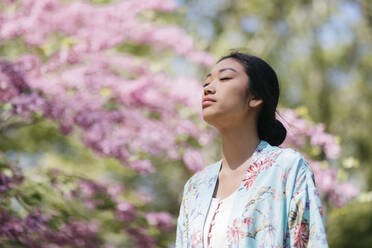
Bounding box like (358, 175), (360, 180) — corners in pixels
(175, 51), (328, 247)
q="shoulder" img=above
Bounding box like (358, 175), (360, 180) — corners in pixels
(274, 146), (311, 174)
(255, 141), (303, 169)
(274, 147), (317, 197)
(257, 141), (309, 168)
(268, 145), (315, 186)
(182, 160), (220, 191)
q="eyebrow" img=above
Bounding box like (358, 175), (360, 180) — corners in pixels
(205, 68), (237, 80)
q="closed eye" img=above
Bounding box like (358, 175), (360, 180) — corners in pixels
(202, 77), (232, 87)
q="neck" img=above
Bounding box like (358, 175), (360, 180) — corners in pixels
(219, 120), (260, 174)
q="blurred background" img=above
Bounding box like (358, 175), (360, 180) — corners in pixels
(0, 0), (371, 247)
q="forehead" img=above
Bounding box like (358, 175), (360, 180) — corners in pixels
(211, 58), (245, 73)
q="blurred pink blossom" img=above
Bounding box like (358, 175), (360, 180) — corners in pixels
(183, 147), (204, 172)
(145, 211), (175, 231)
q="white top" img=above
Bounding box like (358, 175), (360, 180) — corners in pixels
(203, 189), (238, 248)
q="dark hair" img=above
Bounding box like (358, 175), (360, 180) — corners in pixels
(217, 51), (287, 146)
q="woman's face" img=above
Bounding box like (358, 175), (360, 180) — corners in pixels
(201, 58), (260, 129)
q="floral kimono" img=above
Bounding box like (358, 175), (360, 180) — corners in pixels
(175, 140), (328, 247)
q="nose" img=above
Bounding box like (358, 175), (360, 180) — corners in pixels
(203, 82), (215, 96)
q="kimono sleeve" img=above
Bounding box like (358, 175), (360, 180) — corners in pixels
(175, 178), (190, 248)
(285, 157), (329, 248)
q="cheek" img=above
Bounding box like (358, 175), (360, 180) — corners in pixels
(219, 85), (247, 109)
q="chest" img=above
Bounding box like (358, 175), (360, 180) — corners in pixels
(212, 173), (243, 199)
(186, 164), (288, 247)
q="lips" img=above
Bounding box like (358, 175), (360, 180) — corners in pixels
(202, 98), (216, 103)
(202, 98), (216, 108)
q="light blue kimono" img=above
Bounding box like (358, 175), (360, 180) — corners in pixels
(175, 140), (328, 247)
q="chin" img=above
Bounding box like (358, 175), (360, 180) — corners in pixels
(201, 112), (213, 123)
(201, 110), (221, 126)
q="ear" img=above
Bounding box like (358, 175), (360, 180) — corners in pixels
(248, 96), (263, 108)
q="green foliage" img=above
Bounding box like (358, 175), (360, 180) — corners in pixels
(116, 42), (153, 57)
(328, 201), (372, 248)
(0, 119), (72, 154)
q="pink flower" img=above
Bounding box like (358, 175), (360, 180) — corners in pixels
(133, 190), (153, 204)
(145, 211), (175, 231)
(227, 218), (242, 245)
(242, 217), (253, 227)
(293, 222), (309, 248)
(116, 201), (137, 222)
(129, 159), (155, 175)
(191, 229), (202, 247)
(183, 147), (204, 172)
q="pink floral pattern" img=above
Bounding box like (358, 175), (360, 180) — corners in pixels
(191, 229), (203, 247)
(293, 222), (309, 248)
(242, 151), (282, 190)
(227, 218), (243, 245)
